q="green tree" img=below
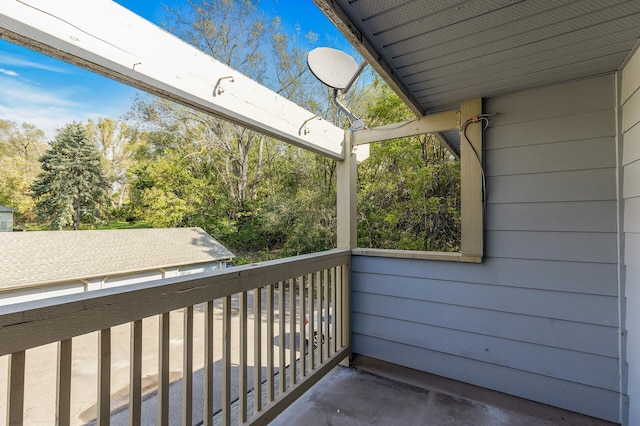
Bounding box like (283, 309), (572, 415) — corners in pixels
(85, 117), (135, 218)
(0, 120), (47, 224)
(31, 123), (109, 230)
(358, 79), (461, 251)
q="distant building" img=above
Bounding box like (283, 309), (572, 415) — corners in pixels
(0, 205), (13, 232)
(0, 227), (234, 306)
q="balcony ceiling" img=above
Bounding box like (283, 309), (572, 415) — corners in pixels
(314, 0), (640, 116)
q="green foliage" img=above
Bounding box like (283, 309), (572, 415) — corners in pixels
(31, 123), (110, 230)
(0, 119), (47, 224)
(358, 80), (461, 252)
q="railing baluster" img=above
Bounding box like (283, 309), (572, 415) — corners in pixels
(253, 288), (262, 415)
(239, 291), (248, 423)
(278, 281), (286, 395)
(204, 301), (214, 426)
(289, 278), (296, 387)
(158, 313), (169, 426)
(266, 284), (275, 403)
(299, 275), (307, 378)
(316, 270), (323, 364)
(331, 267), (337, 355)
(7, 350), (25, 426)
(222, 296), (231, 426)
(98, 329), (111, 426)
(336, 265), (342, 351)
(183, 306), (194, 426)
(308, 273), (315, 371)
(323, 268), (330, 361)
(341, 263), (350, 359)
(129, 320), (142, 426)
(56, 339), (72, 426)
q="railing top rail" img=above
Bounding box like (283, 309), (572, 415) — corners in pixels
(0, 249), (350, 356)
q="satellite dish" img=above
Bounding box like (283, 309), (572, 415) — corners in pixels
(307, 47), (361, 91)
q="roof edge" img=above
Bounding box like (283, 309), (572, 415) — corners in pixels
(312, 0), (424, 117)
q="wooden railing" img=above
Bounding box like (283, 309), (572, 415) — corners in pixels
(0, 249), (350, 425)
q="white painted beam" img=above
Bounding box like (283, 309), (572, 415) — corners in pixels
(0, 0), (345, 160)
(352, 110), (459, 145)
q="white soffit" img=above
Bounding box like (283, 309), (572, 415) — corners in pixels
(0, 0), (346, 160)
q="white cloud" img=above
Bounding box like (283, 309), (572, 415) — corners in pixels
(0, 68), (19, 77)
(0, 76), (117, 139)
(0, 52), (69, 74)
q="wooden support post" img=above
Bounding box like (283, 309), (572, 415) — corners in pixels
(459, 98), (484, 257)
(336, 130), (356, 367)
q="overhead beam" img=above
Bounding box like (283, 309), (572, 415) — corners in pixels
(352, 110), (458, 146)
(0, 0), (345, 160)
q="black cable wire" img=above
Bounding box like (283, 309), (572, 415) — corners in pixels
(460, 113), (497, 255)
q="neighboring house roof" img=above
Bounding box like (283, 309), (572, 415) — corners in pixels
(0, 205), (13, 212)
(0, 227), (234, 291)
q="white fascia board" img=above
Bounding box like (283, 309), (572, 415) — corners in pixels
(0, 0), (345, 160)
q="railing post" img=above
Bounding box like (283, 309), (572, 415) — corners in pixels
(7, 350), (25, 426)
(98, 329), (111, 426)
(183, 306), (194, 426)
(56, 339), (72, 425)
(158, 314), (170, 426)
(336, 129), (356, 367)
(129, 320), (142, 426)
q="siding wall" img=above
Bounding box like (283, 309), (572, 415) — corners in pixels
(352, 75), (621, 422)
(623, 46), (640, 426)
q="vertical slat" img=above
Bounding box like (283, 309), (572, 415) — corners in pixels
(266, 284), (275, 403)
(299, 276), (307, 378)
(336, 266), (342, 351)
(183, 306), (194, 426)
(316, 270), (323, 364)
(341, 262), (350, 360)
(239, 291), (248, 423)
(204, 302), (214, 426)
(129, 320), (142, 426)
(7, 350), (25, 426)
(278, 281), (286, 395)
(158, 313), (170, 426)
(331, 267), (338, 355)
(98, 329), (111, 426)
(222, 295), (232, 426)
(323, 268), (330, 361)
(308, 273), (315, 370)
(253, 288), (262, 415)
(56, 339), (72, 426)
(288, 278), (296, 387)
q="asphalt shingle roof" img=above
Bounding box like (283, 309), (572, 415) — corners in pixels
(0, 205), (13, 212)
(0, 227), (234, 290)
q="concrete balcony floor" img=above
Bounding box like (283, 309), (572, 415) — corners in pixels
(272, 356), (617, 426)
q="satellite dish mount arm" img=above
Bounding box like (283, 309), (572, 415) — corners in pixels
(333, 88), (365, 130)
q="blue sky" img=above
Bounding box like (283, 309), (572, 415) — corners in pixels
(0, 0), (354, 138)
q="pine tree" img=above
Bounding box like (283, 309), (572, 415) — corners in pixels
(31, 123), (109, 230)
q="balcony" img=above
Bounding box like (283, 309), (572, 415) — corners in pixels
(0, 249), (619, 425)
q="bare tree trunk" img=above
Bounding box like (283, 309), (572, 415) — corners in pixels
(252, 135), (264, 200)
